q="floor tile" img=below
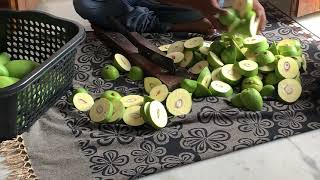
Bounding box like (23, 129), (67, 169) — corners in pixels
(142, 131), (320, 180)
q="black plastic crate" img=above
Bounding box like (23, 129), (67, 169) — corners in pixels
(0, 9), (86, 141)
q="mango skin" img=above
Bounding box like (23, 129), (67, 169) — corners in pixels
(241, 76), (263, 92)
(5, 60), (39, 79)
(240, 88), (263, 111)
(0, 76), (20, 88)
(231, 93), (244, 108)
(0, 64), (9, 77)
(260, 85), (275, 97)
(219, 9), (237, 26)
(0, 53), (10, 65)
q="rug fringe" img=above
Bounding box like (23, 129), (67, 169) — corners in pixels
(0, 136), (38, 180)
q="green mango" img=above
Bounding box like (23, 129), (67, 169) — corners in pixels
(269, 42), (279, 55)
(219, 8), (237, 26)
(209, 40), (226, 56)
(221, 46), (237, 64)
(231, 93), (244, 108)
(6, 60), (40, 79)
(0, 52), (10, 65)
(241, 76), (263, 92)
(240, 88), (263, 111)
(0, 76), (20, 88)
(180, 79), (198, 93)
(0, 64), (9, 77)
(264, 72), (280, 85)
(260, 85), (275, 97)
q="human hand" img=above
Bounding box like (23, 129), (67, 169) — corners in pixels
(253, 0), (267, 31)
(198, 0), (228, 31)
(170, 18), (216, 35)
(160, 0), (227, 31)
(206, 0), (267, 32)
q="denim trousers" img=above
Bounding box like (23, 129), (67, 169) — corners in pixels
(73, 0), (225, 33)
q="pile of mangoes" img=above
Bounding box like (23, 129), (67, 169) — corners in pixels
(0, 52), (39, 88)
(69, 0), (306, 129)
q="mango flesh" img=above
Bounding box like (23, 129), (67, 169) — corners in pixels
(0, 76), (20, 88)
(167, 41), (184, 54)
(6, 60), (39, 79)
(109, 100), (125, 123)
(89, 98), (114, 123)
(278, 79), (302, 103)
(144, 77), (162, 94)
(166, 89), (192, 116)
(146, 101), (168, 129)
(276, 57), (299, 79)
(123, 106), (145, 126)
(149, 84), (169, 102)
(73, 93), (95, 112)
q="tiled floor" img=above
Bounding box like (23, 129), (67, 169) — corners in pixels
(268, 0), (320, 37)
(0, 157), (9, 179)
(142, 130), (320, 180)
(296, 13), (320, 37)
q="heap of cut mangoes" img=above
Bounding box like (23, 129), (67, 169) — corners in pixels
(158, 0), (305, 111)
(69, 52), (192, 129)
(0, 52), (39, 89)
(69, 0), (306, 129)
(162, 35), (304, 112)
(73, 34), (305, 128)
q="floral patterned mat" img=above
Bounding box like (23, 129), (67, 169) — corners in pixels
(22, 2), (320, 180)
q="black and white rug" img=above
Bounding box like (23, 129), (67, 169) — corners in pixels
(19, 2), (320, 180)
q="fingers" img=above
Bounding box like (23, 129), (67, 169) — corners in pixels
(256, 7), (266, 31)
(206, 28), (216, 35)
(253, 0), (267, 32)
(201, 18), (216, 35)
(206, 15), (226, 32)
(202, 1), (227, 17)
(205, 1), (229, 32)
(258, 11), (267, 31)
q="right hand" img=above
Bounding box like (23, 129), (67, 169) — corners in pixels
(183, 0), (228, 30)
(253, 0), (267, 31)
(160, 0), (227, 31)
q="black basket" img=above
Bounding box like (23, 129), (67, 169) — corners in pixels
(0, 9), (86, 141)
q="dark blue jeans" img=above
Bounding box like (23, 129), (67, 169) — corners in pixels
(73, 0), (225, 33)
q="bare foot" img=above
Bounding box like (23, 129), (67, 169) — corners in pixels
(169, 18), (215, 35)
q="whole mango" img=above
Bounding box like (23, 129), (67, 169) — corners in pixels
(6, 60), (39, 79)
